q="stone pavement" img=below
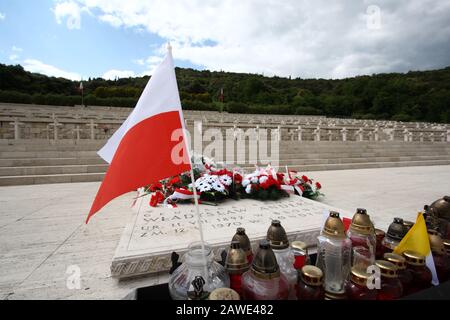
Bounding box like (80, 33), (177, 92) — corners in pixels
(0, 165), (449, 300)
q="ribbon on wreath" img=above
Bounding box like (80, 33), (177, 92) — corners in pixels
(281, 178), (304, 196)
(163, 188), (201, 208)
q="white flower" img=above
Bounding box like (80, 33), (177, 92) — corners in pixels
(245, 184), (253, 194)
(259, 175), (269, 184)
(242, 179), (251, 187)
(250, 176), (258, 184)
(198, 184), (212, 192)
(195, 177), (207, 188)
(212, 181), (225, 193)
(219, 175), (232, 186)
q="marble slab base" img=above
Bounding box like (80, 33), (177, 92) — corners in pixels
(111, 195), (352, 279)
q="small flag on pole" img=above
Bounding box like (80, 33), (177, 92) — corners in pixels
(86, 45), (191, 223)
(393, 212), (439, 285)
(79, 81), (83, 91)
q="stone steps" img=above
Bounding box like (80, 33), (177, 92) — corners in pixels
(285, 159), (450, 172)
(0, 140), (449, 186)
(0, 150), (100, 159)
(270, 154), (450, 166)
(0, 157), (105, 167)
(0, 142), (106, 152)
(241, 159), (450, 172)
(0, 172), (105, 186)
(3, 148), (449, 160)
(0, 164), (108, 176)
(1, 154), (449, 177)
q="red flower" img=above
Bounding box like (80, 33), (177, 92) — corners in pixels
(168, 176), (181, 186)
(315, 182), (322, 189)
(233, 173), (243, 184)
(260, 181), (270, 189)
(276, 172), (285, 182)
(301, 175), (309, 183)
(298, 185), (305, 193)
(148, 182), (163, 192)
(214, 169), (233, 177)
(150, 191), (164, 207)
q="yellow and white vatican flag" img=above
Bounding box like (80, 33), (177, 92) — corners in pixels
(393, 212), (439, 285)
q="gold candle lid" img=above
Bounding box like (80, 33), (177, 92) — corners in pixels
(300, 265), (323, 287)
(225, 241), (250, 274)
(428, 232), (445, 255)
(349, 208), (373, 235)
(403, 220), (414, 230)
(403, 250), (426, 266)
(322, 211), (346, 239)
(386, 218), (408, 241)
(429, 196), (450, 221)
(350, 267), (371, 286)
(291, 240), (308, 252)
(384, 252), (406, 270)
(375, 260), (398, 278)
(267, 220), (289, 250)
(232, 227), (252, 256)
(250, 240), (280, 280)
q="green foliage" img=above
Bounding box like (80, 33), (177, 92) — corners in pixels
(0, 63), (449, 123)
(226, 102), (249, 113)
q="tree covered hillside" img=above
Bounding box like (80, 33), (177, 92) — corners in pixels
(0, 63), (449, 123)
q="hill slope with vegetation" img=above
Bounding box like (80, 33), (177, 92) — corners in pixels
(0, 63), (449, 123)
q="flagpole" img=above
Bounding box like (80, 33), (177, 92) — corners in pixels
(169, 43), (209, 284)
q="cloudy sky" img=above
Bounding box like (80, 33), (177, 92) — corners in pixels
(0, 0), (449, 81)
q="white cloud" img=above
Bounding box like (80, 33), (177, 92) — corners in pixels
(9, 54), (19, 61)
(99, 14), (123, 28)
(23, 59), (81, 80)
(102, 69), (135, 80)
(0, 12), (5, 20)
(133, 59), (145, 66)
(57, 0), (450, 78)
(53, 1), (82, 30)
(9, 46), (23, 62)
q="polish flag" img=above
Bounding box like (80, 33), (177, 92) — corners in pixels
(86, 45), (191, 223)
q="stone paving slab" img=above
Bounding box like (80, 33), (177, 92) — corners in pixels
(0, 165), (449, 299)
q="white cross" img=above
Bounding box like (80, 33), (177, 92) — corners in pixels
(73, 125), (83, 140)
(48, 118), (63, 140)
(86, 119), (98, 140)
(9, 118), (25, 140)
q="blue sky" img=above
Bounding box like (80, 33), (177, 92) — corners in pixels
(1, 0), (450, 80)
(0, 0), (200, 80)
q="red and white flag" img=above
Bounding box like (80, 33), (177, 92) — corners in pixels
(86, 46), (191, 223)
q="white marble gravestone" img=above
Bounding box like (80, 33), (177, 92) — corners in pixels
(111, 195), (352, 279)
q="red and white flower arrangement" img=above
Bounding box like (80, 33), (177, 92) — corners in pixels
(140, 156), (324, 208)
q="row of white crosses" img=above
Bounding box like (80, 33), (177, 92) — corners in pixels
(8, 115), (99, 140)
(293, 125), (450, 143)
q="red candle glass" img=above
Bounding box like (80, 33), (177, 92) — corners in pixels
(375, 260), (403, 300)
(297, 265), (324, 300)
(403, 250), (432, 295)
(241, 240), (289, 300)
(346, 267), (377, 300)
(384, 252), (411, 297)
